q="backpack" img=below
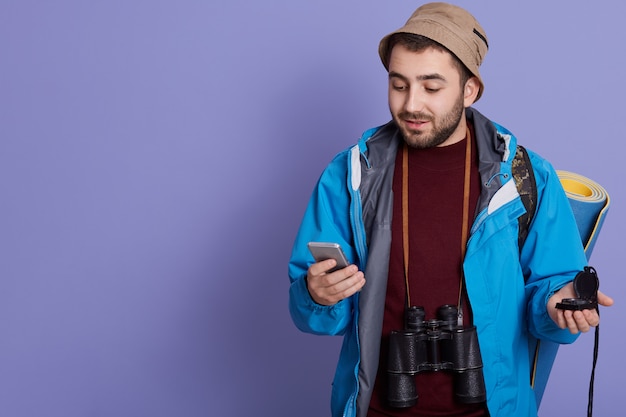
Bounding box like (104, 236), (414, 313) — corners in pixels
(511, 146), (602, 415)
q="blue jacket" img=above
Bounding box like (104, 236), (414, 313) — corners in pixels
(288, 108), (587, 417)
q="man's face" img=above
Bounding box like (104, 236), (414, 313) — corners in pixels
(388, 44), (478, 148)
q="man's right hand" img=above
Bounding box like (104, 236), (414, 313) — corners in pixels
(306, 260), (366, 306)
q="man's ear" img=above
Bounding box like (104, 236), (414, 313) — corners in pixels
(463, 76), (480, 106)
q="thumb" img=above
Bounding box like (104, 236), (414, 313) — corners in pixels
(597, 290), (614, 307)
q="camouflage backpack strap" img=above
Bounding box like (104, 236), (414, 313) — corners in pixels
(511, 145), (537, 256)
(511, 145), (543, 398)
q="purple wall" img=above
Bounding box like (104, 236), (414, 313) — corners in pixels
(1, 1), (623, 416)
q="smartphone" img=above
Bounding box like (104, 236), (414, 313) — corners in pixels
(307, 242), (350, 273)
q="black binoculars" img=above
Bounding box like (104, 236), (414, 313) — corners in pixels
(387, 304), (486, 408)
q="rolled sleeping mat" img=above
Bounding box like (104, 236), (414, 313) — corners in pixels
(532, 170), (610, 407)
(557, 170), (611, 259)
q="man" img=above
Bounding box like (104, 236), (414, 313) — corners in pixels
(288, 3), (613, 417)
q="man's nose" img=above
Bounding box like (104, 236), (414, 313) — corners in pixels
(405, 88), (426, 114)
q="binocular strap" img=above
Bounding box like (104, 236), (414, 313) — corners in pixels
(400, 127), (472, 324)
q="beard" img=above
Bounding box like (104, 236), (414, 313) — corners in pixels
(393, 93), (465, 149)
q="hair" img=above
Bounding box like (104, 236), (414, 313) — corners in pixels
(385, 32), (473, 88)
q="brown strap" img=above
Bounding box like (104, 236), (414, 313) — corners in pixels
(401, 127), (472, 314)
(457, 127), (472, 313)
(402, 144), (411, 309)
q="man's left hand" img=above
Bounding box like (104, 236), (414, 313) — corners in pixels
(548, 282), (614, 334)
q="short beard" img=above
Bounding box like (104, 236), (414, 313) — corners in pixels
(394, 94), (465, 149)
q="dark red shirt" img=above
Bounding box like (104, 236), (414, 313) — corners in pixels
(368, 127), (487, 417)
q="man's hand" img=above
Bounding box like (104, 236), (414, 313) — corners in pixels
(548, 282), (614, 334)
(306, 259), (366, 306)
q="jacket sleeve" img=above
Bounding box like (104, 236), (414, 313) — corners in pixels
(288, 150), (358, 336)
(521, 152), (588, 344)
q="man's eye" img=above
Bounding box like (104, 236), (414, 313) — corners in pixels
(392, 84), (407, 91)
(425, 87), (441, 93)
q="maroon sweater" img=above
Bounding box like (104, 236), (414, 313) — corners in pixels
(368, 129), (487, 417)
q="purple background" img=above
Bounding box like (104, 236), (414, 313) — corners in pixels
(1, 1), (623, 416)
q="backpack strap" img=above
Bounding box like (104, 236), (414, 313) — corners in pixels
(511, 145), (545, 400)
(511, 145), (537, 254)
